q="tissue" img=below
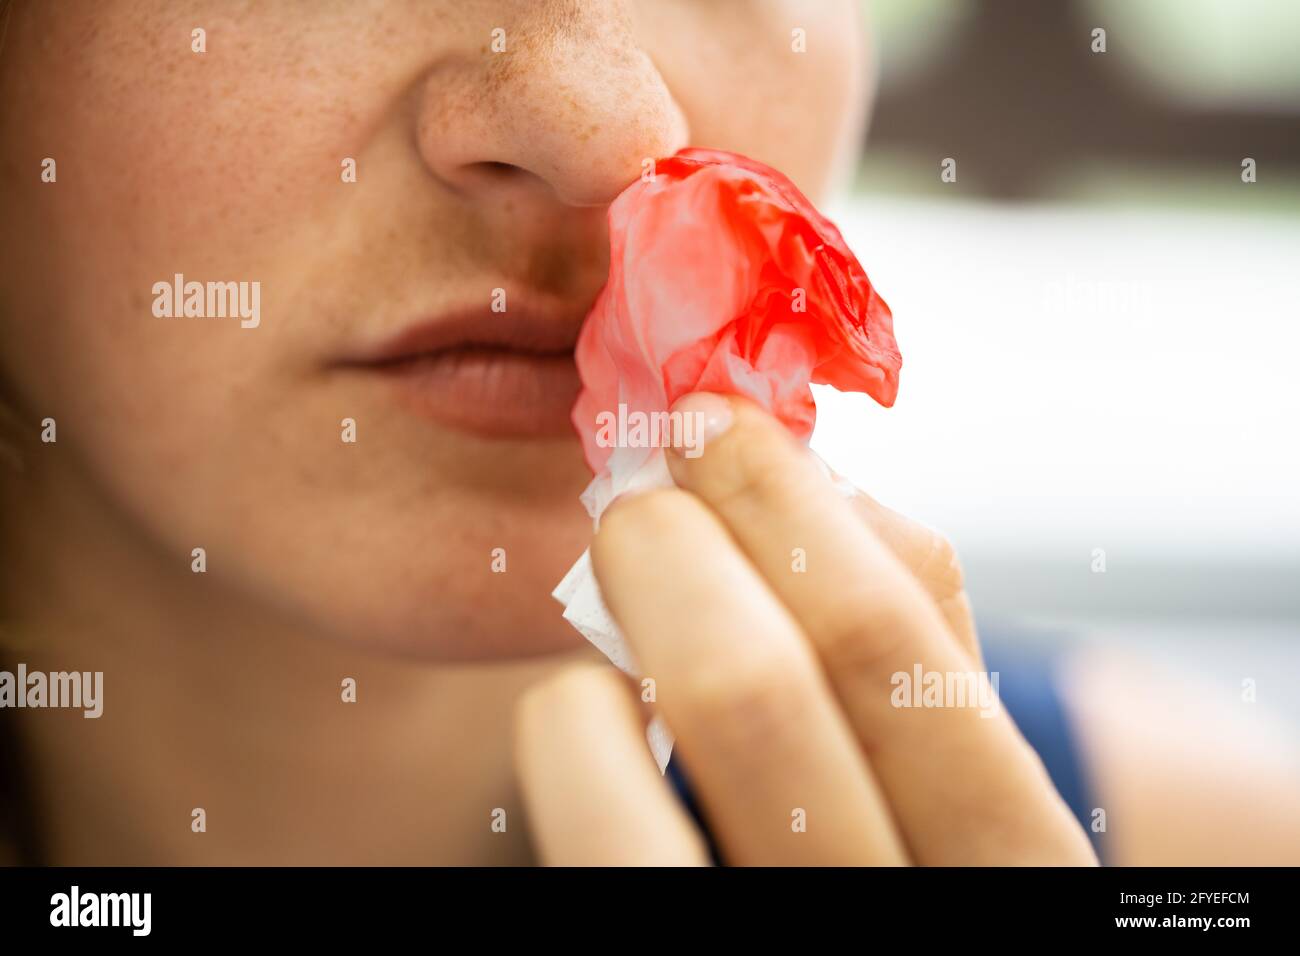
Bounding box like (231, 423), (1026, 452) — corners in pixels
(553, 148), (902, 772)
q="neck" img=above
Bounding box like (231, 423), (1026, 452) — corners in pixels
(2, 462), (582, 865)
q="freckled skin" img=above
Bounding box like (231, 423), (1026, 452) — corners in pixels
(0, 0), (870, 662)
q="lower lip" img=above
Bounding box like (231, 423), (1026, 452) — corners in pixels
(368, 348), (581, 438)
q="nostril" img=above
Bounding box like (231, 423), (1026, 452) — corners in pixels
(463, 160), (534, 187)
(469, 161), (540, 186)
(452, 160), (557, 200)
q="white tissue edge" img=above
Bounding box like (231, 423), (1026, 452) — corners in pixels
(552, 446), (857, 776)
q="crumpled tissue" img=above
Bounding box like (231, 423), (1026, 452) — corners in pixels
(553, 148), (902, 772)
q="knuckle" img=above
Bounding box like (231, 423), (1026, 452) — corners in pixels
(702, 422), (807, 514)
(673, 648), (818, 750)
(919, 530), (965, 595)
(818, 587), (918, 680)
(592, 487), (698, 570)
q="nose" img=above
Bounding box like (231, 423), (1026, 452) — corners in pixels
(415, 3), (690, 207)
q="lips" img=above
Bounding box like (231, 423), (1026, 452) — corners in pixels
(341, 306), (585, 438)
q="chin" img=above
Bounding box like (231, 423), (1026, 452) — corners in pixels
(333, 587), (589, 664)
(305, 507), (596, 664)
(431, 597), (592, 663)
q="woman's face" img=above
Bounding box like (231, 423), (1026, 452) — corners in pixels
(0, 0), (869, 660)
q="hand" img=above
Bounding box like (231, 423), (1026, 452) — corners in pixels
(515, 393), (1097, 865)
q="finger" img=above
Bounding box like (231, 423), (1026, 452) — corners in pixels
(592, 487), (908, 865)
(844, 490), (981, 665)
(514, 664), (710, 866)
(666, 393), (1094, 864)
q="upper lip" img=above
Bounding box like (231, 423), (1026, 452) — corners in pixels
(344, 303), (586, 367)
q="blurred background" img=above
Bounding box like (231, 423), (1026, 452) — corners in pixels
(812, 0), (1300, 726)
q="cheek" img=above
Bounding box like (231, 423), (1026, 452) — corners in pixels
(1, 12), (325, 396)
(637, 0), (868, 200)
(0, 4), (403, 497)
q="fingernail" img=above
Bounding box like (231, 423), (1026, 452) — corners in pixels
(668, 392), (733, 458)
